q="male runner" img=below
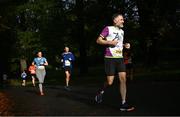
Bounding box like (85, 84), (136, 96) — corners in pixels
(95, 13), (134, 111)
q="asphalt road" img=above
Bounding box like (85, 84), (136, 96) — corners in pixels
(0, 80), (180, 116)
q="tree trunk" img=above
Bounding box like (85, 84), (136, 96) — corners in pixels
(135, 0), (159, 69)
(76, 0), (88, 75)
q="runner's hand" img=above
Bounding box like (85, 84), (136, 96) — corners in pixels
(124, 43), (130, 49)
(108, 40), (118, 46)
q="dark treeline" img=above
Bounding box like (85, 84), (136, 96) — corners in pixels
(0, 0), (178, 80)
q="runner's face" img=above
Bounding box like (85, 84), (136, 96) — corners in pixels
(64, 47), (69, 52)
(113, 15), (124, 28)
(37, 52), (42, 57)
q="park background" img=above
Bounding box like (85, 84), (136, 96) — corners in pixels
(0, 0), (179, 116)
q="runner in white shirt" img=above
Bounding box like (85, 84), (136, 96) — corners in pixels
(95, 13), (134, 111)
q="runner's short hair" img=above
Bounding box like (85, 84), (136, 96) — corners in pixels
(112, 13), (123, 20)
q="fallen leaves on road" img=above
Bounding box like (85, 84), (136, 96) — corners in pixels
(0, 92), (13, 116)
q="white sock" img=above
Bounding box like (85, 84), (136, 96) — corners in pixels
(101, 90), (104, 94)
(122, 100), (126, 104)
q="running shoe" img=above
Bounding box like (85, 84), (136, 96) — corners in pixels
(64, 86), (71, 91)
(22, 83), (26, 86)
(120, 102), (135, 112)
(40, 92), (44, 96)
(95, 90), (104, 103)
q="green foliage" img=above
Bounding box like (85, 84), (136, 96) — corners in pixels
(2, 0), (176, 73)
(17, 31), (41, 49)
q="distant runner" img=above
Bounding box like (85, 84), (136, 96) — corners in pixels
(32, 51), (48, 96)
(61, 47), (75, 91)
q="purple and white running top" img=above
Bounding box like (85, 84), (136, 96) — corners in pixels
(100, 26), (124, 58)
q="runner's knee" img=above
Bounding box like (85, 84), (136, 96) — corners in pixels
(119, 77), (126, 83)
(107, 81), (113, 85)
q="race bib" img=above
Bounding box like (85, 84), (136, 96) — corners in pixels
(65, 60), (71, 66)
(37, 66), (45, 70)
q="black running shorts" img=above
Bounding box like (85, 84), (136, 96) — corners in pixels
(31, 74), (36, 78)
(64, 66), (72, 74)
(104, 58), (126, 76)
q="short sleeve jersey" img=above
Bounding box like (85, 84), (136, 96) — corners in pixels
(29, 65), (36, 74)
(33, 57), (47, 66)
(61, 52), (75, 68)
(21, 72), (27, 78)
(100, 26), (124, 58)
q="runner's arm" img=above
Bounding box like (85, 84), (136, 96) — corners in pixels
(32, 62), (35, 66)
(70, 53), (75, 61)
(44, 60), (48, 66)
(96, 36), (118, 46)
